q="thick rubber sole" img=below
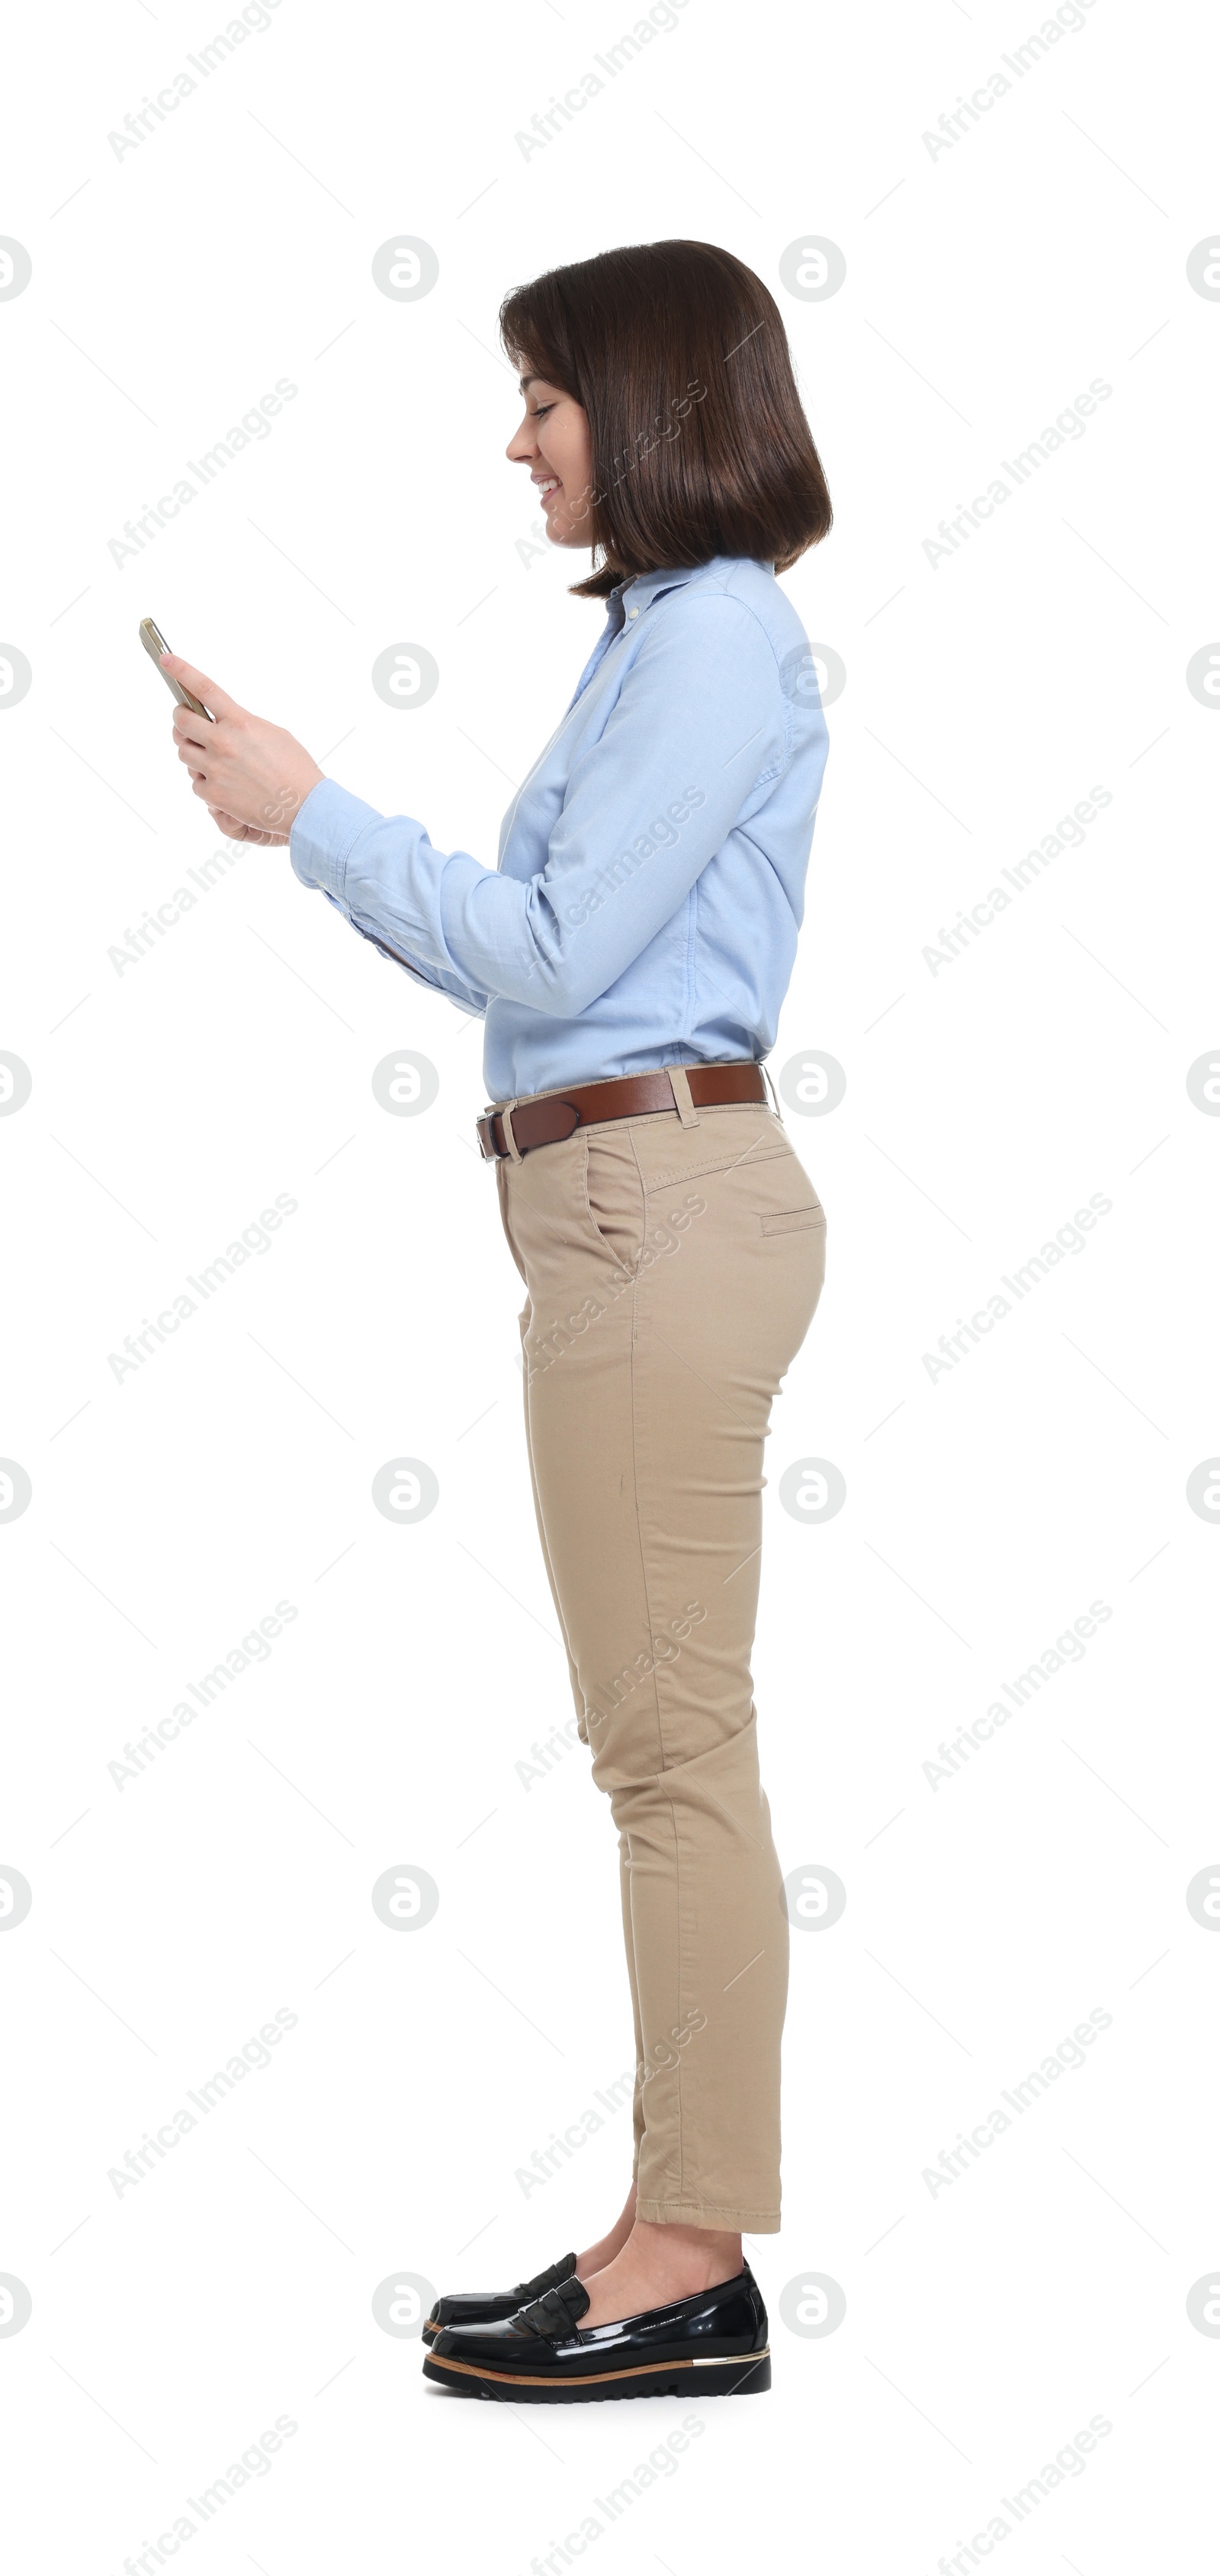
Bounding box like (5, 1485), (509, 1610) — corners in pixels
(422, 2347), (771, 2404)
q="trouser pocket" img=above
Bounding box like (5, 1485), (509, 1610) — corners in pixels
(759, 1204), (826, 1237)
(583, 1130), (647, 1275)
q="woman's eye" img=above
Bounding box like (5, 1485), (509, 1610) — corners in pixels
(531, 403), (554, 419)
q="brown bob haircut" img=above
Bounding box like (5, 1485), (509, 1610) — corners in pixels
(499, 239), (832, 599)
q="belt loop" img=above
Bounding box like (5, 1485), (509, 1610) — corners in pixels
(499, 1098), (523, 1163)
(762, 1063), (785, 1127)
(668, 1066), (700, 1128)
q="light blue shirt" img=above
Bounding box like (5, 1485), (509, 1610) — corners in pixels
(288, 554), (829, 1104)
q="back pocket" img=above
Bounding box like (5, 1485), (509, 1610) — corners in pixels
(760, 1205), (826, 1236)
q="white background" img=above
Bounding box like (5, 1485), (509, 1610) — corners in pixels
(2, 0), (1218, 2568)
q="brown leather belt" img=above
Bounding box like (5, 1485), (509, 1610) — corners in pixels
(476, 1061), (768, 1162)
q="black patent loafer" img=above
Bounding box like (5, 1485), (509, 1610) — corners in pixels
(422, 2263), (770, 2402)
(420, 2250), (577, 2346)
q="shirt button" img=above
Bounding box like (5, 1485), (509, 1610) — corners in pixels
(628, 607), (639, 619)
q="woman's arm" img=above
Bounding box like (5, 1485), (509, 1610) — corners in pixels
(166, 595), (789, 1021)
(289, 594), (790, 1018)
(300, 846), (491, 1019)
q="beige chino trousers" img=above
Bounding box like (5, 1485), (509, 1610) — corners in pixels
(495, 1081), (826, 2231)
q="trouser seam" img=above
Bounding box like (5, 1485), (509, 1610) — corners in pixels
(626, 1142), (686, 2208)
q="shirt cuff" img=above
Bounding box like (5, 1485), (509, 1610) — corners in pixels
(289, 777), (382, 902)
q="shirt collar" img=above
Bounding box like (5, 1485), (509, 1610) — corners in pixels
(612, 556), (774, 619)
(612, 563), (699, 619)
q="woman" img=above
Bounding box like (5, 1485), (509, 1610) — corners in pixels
(163, 238), (832, 2405)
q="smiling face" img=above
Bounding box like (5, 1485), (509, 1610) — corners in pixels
(506, 365), (594, 548)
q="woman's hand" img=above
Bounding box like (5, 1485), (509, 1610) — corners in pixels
(163, 654), (325, 846)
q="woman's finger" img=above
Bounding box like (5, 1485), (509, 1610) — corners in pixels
(172, 704), (218, 753)
(159, 653), (239, 719)
(209, 808), (288, 846)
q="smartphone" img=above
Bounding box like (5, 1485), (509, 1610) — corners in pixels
(138, 617), (213, 720)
